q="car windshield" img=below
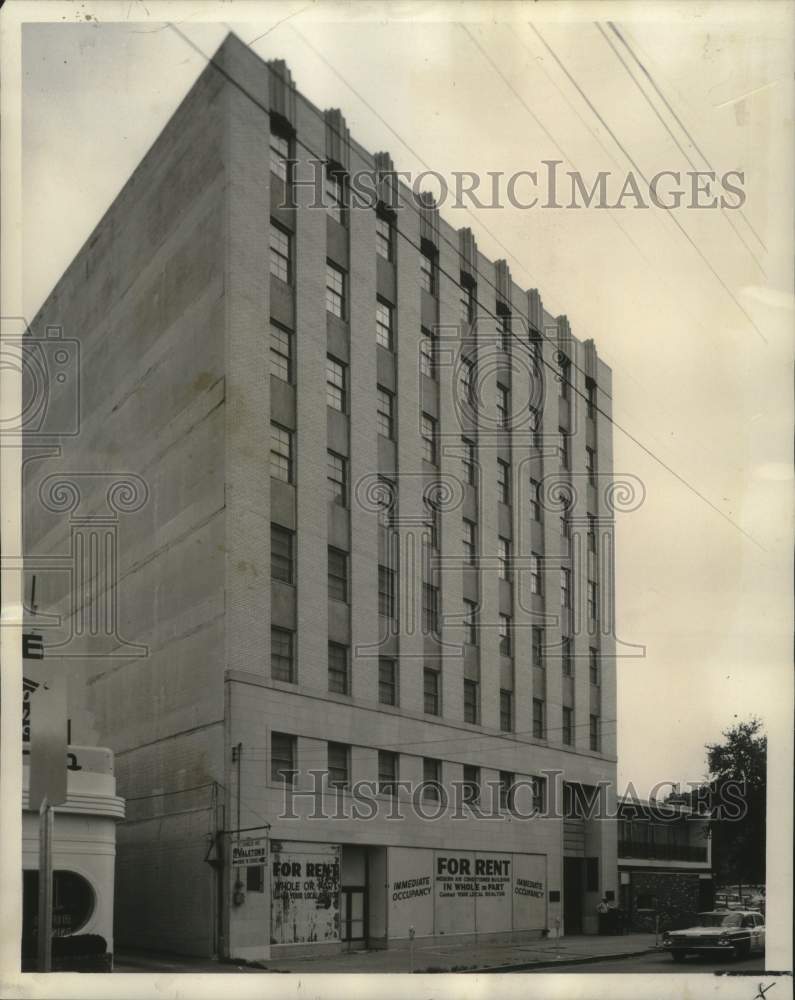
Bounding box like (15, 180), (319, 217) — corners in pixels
(697, 913), (742, 927)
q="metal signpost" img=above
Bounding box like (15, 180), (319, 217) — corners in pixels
(37, 799), (54, 971)
(25, 665), (67, 972)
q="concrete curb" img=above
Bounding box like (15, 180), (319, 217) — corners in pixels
(463, 946), (660, 973)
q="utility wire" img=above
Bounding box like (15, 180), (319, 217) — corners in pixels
(607, 20), (767, 252)
(528, 23), (767, 345)
(596, 22), (765, 276)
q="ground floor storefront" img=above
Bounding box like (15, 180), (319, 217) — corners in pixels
(227, 837), (565, 959)
(259, 840), (551, 959)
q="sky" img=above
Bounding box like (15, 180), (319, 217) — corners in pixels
(10, 0), (794, 796)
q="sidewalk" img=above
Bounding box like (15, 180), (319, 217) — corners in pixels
(116, 933), (659, 974)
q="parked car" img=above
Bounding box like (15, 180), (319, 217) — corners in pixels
(662, 911), (765, 962)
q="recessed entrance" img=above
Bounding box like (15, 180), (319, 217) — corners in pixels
(563, 857), (585, 934)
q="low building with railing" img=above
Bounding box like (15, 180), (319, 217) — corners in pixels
(617, 796), (712, 932)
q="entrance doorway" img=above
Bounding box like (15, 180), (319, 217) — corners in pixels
(340, 887), (365, 945)
(563, 857), (585, 934)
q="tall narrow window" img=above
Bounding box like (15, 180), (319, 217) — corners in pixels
(271, 524), (293, 583)
(270, 323), (291, 382)
(561, 514), (571, 552)
(586, 446), (596, 484)
(328, 642), (349, 694)
(423, 488), (441, 550)
(462, 437), (476, 485)
(462, 519), (477, 565)
(420, 328), (436, 378)
(423, 667), (440, 715)
(325, 170), (346, 224)
(463, 765), (480, 805)
(559, 429), (569, 470)
(376, 387), (394, 439)
(561, 568), (571, 608)
(589, 647), (600, 685)
(326, 356), (347, 411)
(558, 352), (571, 399)
(586, 377), (597, 418)
(375, 475), (396, 526)
(532, 775), (546, 813)
(378, 565), (396, 620)
(562, 635), (573, 675)
(269, 223), (291, 283)
(530, 553), (542, 595)
(328, 547), (349, 602)
(497, 459), (510, 504)
(498, 537), (511, 580)
(499, 614), (512, 657)
(378, 658), (397, 705)
(588, 580), (598, 621)
(327, 450), (347, 506)
(327, 742), (350, 789)
(463, 599), (478, 646)
(498, 771), (515, 812)
(376, 214), (393, 260)
(421, 414), (437, 464)
(270, 423), (293, 482)
(463, 679), (479, 723)
(423, 584), (440, 636)
(325, 262), (345, 318)
(587, 513), (597, 553)
(271, 732), (296, 784)
(529, 477), (541, 521)
(378, 751), (398, 796)
(271, 627), (294, 682)
(562, 707), (573, 745)
(529, 333), (542, 372)
(532, 626), (544, 668)
(459, 357), (476, 407)
(590, 715), (600, 752)
(532, 699), (545, 739)
(376, 299), (393, 350)
(497, 384), (510, 429)
(422, 758), (441, 800)
(529, 404), (541, 447)
(499, 689), (513, 732)
(420, 249), (435, 294)
(499, 312), (512, 353)
(270, 131), (290, 184)
(460, 282), (475, 323)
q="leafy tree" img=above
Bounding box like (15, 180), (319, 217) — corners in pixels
(705, 718), (766, 887)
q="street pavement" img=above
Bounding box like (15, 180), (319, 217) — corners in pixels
(113, 939), (775, 976)
(115, 932), (658, 974)
(567, 951), (770, 974)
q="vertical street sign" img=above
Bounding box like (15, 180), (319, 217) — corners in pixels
(27, 667), (67, 811)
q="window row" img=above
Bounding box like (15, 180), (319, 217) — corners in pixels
(270, 731), (548, 809)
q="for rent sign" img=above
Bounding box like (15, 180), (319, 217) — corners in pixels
(270, 842), (340, 945)
(388, 848), (547, 938)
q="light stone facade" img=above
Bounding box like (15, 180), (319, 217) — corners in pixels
(23, 34), (619, 960)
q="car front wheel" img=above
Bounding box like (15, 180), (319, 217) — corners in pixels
(671, 952), (686, 963)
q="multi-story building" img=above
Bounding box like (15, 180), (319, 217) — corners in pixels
(23, 34), (618, 960)
(618, 796), (713, 931)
